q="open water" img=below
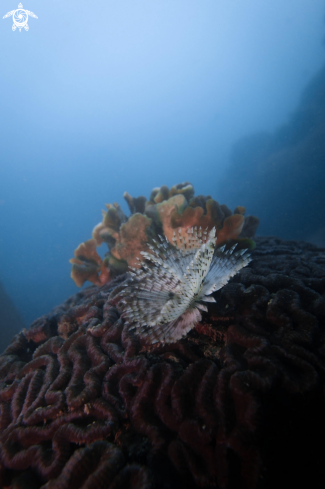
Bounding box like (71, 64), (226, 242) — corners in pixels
(0, 0), (325, 350)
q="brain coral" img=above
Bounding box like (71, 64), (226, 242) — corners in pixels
(70, 182), (259, 288)
(1, 237), (325, 488)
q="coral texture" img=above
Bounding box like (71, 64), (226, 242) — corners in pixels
(70, 182), (259, 287)
(117, 227), (251, 344)
(1, 237), (325, 489)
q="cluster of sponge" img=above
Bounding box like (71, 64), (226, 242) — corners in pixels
(70, 182), (259, 287)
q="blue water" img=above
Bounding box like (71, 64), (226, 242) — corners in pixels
(0, 0), (324, 339)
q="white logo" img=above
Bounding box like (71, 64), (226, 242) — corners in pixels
(3, 3), (38, 32)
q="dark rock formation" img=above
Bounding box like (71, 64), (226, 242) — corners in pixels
(217, 62), (325, 245)
(0, 237), (325, 488)
(0, 281), (26, 354)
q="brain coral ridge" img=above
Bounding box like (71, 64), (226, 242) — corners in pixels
(1, 237), (325, 488)
(70, 181), (259, 288)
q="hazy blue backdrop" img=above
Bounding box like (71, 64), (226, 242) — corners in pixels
(0, 0), (324, 329)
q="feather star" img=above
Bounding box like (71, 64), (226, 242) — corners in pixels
(119, 227), (252, 344)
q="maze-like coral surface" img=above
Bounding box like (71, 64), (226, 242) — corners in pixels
(1, 237), (325, 489)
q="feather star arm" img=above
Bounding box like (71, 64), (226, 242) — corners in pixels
(119, 227), (251, 344)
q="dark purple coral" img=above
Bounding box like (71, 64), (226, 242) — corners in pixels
(0, 237), (325, 489)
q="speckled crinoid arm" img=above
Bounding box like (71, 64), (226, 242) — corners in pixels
(120, 227), (251, 344)
(201, 244), (252, 297)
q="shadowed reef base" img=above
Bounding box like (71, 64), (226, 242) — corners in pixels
(0, 282), (26, 354)
(0, 237), (325, 489)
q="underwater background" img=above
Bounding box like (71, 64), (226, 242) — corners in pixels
(1, 0), (325, 351)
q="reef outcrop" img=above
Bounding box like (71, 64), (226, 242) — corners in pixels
(1, 237), (325, 488)
(217, 63), (325, 244)
(0, 281), (26, 354)
(70, 182), (259, 287)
